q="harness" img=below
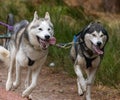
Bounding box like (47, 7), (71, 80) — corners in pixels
(74, 32), (98, 68)
(28, 57), (35, 66)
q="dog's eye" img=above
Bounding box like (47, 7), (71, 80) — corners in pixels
(100, 34), (104, 37)
(92, 34), (96, 37)
(48, 28), (51, 31)
(39, 28), (42, 31)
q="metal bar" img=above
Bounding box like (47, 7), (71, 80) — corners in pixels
(0, 21), (13, 30)
(0, 32), (11, 39)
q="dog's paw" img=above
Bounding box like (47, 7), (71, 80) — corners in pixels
(81, 83), (86, 92)
(22, 89), (31, 98)
(77, 85), (84, 96)
(77, 82), (84, 96)
(26, 95), (33, 100)
(22, 92), (28, 98)
(78, 89), (84, 96)
(13, 81), (20, 89)
(6, 80), (13, 91)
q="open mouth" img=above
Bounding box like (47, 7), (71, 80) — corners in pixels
(36, 36), (56, 49)
(92, 45), (103, 55)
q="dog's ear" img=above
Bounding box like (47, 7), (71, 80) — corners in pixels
(80, 23), (92, 39)
(45, 12), (50, 21)
(81, 22), (93, 35)
(33, 11), (39, 22)
(102, 28), (109, 41)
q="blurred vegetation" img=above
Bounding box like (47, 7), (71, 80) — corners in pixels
(0, 0), (120, 88)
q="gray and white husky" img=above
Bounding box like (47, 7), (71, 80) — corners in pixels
(6, 11), (56, 98)
(70, 22), (108, 100)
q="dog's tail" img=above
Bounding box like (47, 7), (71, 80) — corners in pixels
(0, 46), (10, 66)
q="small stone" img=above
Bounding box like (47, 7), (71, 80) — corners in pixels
(59, 89), (64, 93)
(49, 62), (55, 67)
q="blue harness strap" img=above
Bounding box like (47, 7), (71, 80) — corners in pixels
(73, 34), (79, 58)
(73, 35), (77, 43)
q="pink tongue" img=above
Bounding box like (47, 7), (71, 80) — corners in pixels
(48, 37), (56, 45)
(40, 40), (47, 48)
(93, 45), (103, 55)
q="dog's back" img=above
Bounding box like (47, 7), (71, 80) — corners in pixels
(11, 20), (29, 49)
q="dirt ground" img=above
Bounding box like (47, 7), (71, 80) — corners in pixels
(0, 62), (120, 100)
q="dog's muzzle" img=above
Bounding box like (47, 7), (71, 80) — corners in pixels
(97, 41), (102, 47)
(92, 43), (103, 55)
(36, 36), (56, 49)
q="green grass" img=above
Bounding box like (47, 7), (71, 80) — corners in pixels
(96, 23), (120, 88)
(0, 0), (120, 88)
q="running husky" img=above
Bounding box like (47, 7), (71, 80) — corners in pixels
(70, 22), (108, 100)
(6, 11), (56, 98)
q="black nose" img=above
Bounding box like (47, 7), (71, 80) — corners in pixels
(45, 35), (50, 40)
(97, 41), (102, 47)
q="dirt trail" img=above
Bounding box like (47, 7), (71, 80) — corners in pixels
(0, 63), (120, 100)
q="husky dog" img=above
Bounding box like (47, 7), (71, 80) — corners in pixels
(70, 22), (108, 100)
(6, 11), (56, 98)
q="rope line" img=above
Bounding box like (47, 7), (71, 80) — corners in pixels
(55, 42), (79, 49)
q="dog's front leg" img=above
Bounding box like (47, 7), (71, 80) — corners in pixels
(6, 53), (16, 91)
(74, 64), (86, 96)
(22, 67), (41, 98)
(24, 69), (32, 99)
(86, 68), (97, 100)
(25, 69), (32, 88)
(13, 62), (21, 89)
(6, 67), (13, 91)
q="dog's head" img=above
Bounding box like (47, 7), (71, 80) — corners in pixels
(28, 11), (56, 50)
(81, 22), (108, 55)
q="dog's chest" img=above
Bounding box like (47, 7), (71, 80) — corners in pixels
(90, 56), (101, 68)
(77, 54), (101, 68)
(16, 46), (48, 68)
(23, 43), (48, 59)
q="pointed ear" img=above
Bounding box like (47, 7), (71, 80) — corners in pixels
(33, 11), (39, 21)
(45, 12), (50, 21)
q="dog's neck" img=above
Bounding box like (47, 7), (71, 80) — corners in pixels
(22, 35), (48, 66)
(80, 40), (104, 68)
(81, 42), (102, 58)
